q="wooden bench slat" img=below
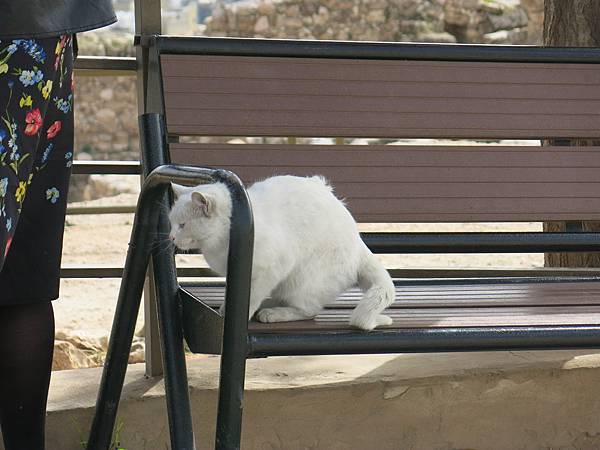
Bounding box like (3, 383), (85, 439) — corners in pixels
(166, 93), (600, 117)
(162, 55), (600, 85)
(170, 144), (600, 222)
(171, 145), (600, 167)
(246, 306), (600, 332)
(162, 55), (600, 139)
(171, 165), (600, 183)
(183, 281), (600, 312)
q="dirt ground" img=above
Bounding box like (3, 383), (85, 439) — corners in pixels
(54, 174), (544, 341)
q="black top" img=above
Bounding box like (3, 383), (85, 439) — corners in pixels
(0, 0), (117, 39)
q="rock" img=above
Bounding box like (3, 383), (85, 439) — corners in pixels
(234, 1), (256, 17)
(483, 27), (528, 44)
(209, 2), (228, 29)
(417, 32), (457, 43)
(285, 4), (300, 17)
(254, 15), (270, 34)
(53, 331), (146, 370)
(77, 32), (134, 57)
(313, 10), (329, 27)
(128, 338), (146, 364)
(280, 16), (304, 30)
(53, 340), (98, 371)
(95, 108), (117, 128)
(484, 5), (528, 34)
(99, 88), (114, 101)
(238, 14), (257, 34)
(258, 0), (276, 16)
(67, 174), (92, 202)
(75, 151), (92, 161)
(444, 0), (479, 28)
(336, 29), (351, 40)
(520, 0), (543, 43)
(369, 0), (389, 9)
(55, 330), (105, 353)
(366, 10), (385, 24)
(443, 0), (529, 43)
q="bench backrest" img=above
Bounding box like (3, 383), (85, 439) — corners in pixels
(150, 37), (600, 223)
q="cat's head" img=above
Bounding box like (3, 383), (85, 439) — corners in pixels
(168, 182), (232, 251)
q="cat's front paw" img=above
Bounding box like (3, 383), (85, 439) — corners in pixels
(256, 308), (280, 323)
(256, 306), (313, 323)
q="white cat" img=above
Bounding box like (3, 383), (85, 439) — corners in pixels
(169, 175), (395, 330)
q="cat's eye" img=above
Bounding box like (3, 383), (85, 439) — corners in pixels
(178, 223), (185, 230)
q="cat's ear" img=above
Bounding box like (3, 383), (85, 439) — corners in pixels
(171, 183), (187, 199)
(191, 191), (213, 216)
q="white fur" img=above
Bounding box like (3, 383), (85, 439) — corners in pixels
(169, 175), (395, 331)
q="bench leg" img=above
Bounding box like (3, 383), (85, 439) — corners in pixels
(153, 210), (196, 449)
(86, 191), (161, 450)
(215, 337), (248, 450)
(215, 178), (254, 450)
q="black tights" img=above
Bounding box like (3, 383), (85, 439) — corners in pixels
(0, 301), (54, 450)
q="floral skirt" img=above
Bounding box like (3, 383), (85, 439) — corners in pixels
(0, 36), (74, 305)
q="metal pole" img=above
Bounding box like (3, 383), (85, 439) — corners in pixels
(215, 175), (255, 450)
(140, 113), (196, 449)
(247, 326), (600, 357)
(86, 176), (163, 450)
(135, 0), (164, 378)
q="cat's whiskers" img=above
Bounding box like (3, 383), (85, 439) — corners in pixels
(149, 237), (176, 256)
(155, 198), (172, 210)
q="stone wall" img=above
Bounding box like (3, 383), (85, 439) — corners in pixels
(74, 34), (138, 162)
(205, 0), (537, 44)
(443, 0), (528, 43)
(206, 0), (455, 43)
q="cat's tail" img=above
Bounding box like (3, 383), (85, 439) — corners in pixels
(349, 245), (395, 331)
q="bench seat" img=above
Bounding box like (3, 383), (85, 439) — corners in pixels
(181, 278), (600, 332)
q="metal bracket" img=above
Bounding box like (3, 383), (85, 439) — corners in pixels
(179, 287), (224, 355)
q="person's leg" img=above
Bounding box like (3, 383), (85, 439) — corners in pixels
(0, 301), (55, 450)
(0, 35), (74, 450)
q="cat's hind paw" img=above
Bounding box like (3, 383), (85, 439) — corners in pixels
(377, 314), (393, 327)
(349, 314), (393, 331)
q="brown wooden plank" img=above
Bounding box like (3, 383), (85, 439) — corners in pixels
(162, 56), (600, 85)
(161, 55), (600, 139)
(171, 145), (600, 167)
(171, 164), (600, 183)
(170, 144), (600, 222)
(166, 94), (600, 116)
(184, 281), (600, 310)
(242, 305), (600, 332)
(352, 213), (600, 222)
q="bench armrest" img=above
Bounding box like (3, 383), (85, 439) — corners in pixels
(141, 163), (254, 352)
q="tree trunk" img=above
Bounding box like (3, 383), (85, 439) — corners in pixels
(543, 0), (600, 46)
(543, 0), (600, 267)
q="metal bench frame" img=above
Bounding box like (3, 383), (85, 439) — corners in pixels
(87, 36), (600, 450)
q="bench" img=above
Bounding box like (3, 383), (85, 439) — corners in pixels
(87, 36), (600, 450)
